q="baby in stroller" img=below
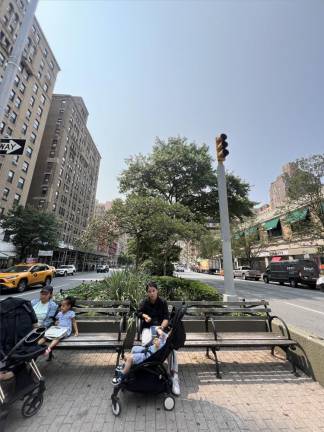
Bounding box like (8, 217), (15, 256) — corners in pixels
(112, 326), (168, 385)
(110, 306), (186, 416)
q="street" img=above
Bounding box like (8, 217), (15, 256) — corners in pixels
(180, 271), (324, 339)
(0, 271), (107, 302)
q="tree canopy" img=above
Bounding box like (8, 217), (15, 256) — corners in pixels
(1, 205), (60, 260)
(119, 137), (255, 222)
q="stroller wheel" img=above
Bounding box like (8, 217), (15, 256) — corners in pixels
(163, 395), (175, 411)
(22, 394), (44, 418)
(112, 400), (121, 417)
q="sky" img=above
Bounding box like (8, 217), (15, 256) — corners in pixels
(36, 0), (324, 205)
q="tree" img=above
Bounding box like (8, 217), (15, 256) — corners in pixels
(1, 205), (60, 260)
(76, 211), (119, 253)
(199, 232), (222, 259)
(111, 195), (205, 274)
(232, 230), (266, 269)
(119, 136), (255, 222)
(284, 154), (324, 240)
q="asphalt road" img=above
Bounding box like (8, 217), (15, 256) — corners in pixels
(180, 271), (324, 339)
(0, 271), (107, 302)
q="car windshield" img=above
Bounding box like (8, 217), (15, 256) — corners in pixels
(60, 266), (70, 269)
(4, 265), (31, 273)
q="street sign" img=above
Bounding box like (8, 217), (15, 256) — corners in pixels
(0, 139), (26, 155)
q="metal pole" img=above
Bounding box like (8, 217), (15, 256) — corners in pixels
(0, 0), (39, 126)
(217, 161), (237, 301)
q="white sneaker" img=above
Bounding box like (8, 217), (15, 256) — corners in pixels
(171, 373), (180, 396)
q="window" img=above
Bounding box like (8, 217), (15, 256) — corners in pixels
(0, 207), (4, 217)
(32, 83), (38, 94)
(6, 126), (12, 136)
(0, 122), (5, 133)
(7, 170), (14, 183)
(41, 187), (47, 196)
(14, 193), (21, 204)
(33, 119), (40, 130)
(4, 105), (10, 114)
(49, 150), (55, 157)
(22, 69), (29, 81)
(40, 59), (44, 70)
(2, 188), (9, 199)
(26, 146), (33, 158)
(22, 161), (29, 173)
(49, 60), (54, 70)
(29, 96), (35, 107)
(40, 94), (46, 105)
(43, 82), (48, 93)
(43, 174), (50, 183)
(21, 123), (28, 135)
(52, 203), (56, 211)
(12, 155), (19, 165)
(17, 177), (25, 189)
(35, 34), (40, 45)
(14, 75), (20, 86)
(9, 111), (17, 123)
(26, 109), (31, 120)
(30, 132), (37, 143)
(14, 96), (21, 108)
(9, 89), (15, 101)
(19, 82), (26, 94)
(36, 106), (43, 117)
(37, 71), (42, 80)
(43, 48), (48, 57)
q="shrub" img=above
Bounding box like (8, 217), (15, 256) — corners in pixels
(54, 270), (221, 309)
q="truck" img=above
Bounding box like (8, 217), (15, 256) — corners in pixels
(233, 266), (261, 281)
(197, 259), (219, 274)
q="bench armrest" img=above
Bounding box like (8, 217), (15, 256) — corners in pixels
(209, 318), (218, 340)
(136, 317), (143, 341)
(269, 315), (291, 340)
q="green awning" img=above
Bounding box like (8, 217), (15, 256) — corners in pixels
(286, 208), (308, 224)
(245, 226), (258, 236)
(263, 217), (280, 231)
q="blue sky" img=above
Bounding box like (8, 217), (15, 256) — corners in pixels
(36, 0), (324, 205)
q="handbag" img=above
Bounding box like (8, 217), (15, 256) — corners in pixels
(44, 326), (68, 340)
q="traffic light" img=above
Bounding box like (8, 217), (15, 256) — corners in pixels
(216, 133), (229, 162)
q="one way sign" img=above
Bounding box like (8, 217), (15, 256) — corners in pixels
(0, 139), (26, 155)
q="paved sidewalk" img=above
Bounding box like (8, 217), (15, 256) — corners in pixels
(5, 350), (324, 432)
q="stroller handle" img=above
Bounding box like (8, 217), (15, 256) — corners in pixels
(2, 327), (46, 363)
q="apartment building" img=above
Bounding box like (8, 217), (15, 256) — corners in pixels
(27, 94), (101, 248)
(0, 0), (60, 215)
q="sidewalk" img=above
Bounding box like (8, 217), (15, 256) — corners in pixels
(5, 350), (324, 432)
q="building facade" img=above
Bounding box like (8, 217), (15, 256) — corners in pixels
(269, 163), (297, 209)
(0, 0), (60, 215)
(27, 94), (101, 249)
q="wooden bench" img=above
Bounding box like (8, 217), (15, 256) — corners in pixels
(137, 300), (297, 378)
(55, 299), (131, 365)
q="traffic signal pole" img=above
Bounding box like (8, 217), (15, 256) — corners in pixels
(216, 136), (237, 301)
(0, 0), (38, 127)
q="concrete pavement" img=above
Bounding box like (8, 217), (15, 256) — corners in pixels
(181, 271), (324, 339)
(5, 350), (324, 432)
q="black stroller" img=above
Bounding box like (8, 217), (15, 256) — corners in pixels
(111, 306), (186, 416)
(0, 298), (47, 430)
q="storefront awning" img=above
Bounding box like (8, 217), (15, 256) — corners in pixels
(285, 208), (308, 224)
(245, 226), (258, 236)
(263, 217), (280, 231)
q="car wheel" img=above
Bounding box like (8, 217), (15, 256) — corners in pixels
(42, 277), (51, 287)
(243, 274), (247, 280)
(164, 396), (175, 411)
(17, 279), (27, 293)
(255, 278), (260, 281)
(263, 276), (269, 284)
(290, 279), (298, 288)
(279, 281), (284, 285)
(64, 271), (67, 277)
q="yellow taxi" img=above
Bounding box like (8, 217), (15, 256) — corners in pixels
(0, 263), (54, 293)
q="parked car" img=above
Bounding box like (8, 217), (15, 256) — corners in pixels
(263, 259), (319, 288)
(97, 265), (109, 273)
(316, 274), (324, 292)
(55, 265), (75, 277)
(233, 266), (261, 281)
(175, 265), (185, 272)
(0, 263), (53, 293)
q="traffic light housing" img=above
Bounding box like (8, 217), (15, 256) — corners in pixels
(216, 133), (229, 162)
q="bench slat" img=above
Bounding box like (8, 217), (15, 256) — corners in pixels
(74, 307), (129, 314)
(184, 308), (271, 315)
(74, 300), (130, 307)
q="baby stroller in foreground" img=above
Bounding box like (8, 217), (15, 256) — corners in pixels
(0, 298), (47, 431)
(111, 306), (186, 416)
